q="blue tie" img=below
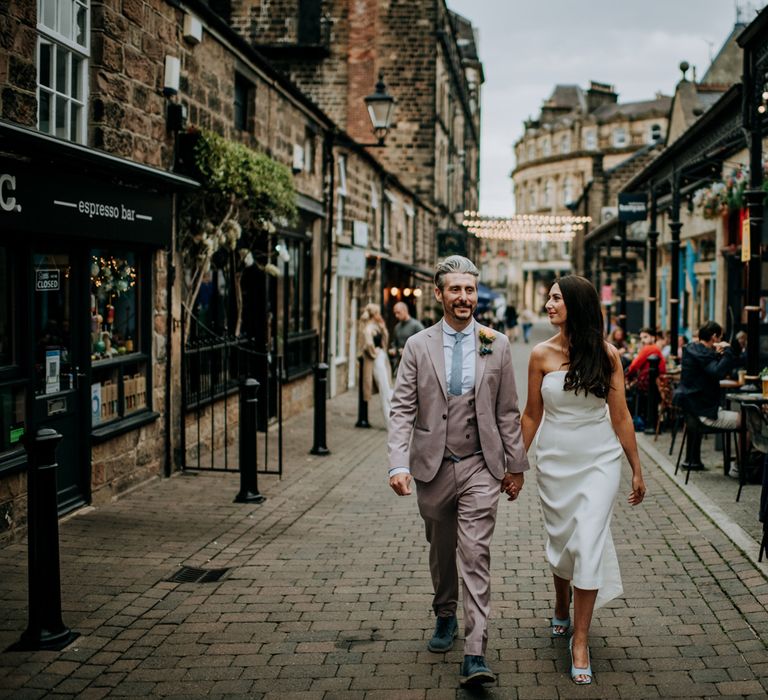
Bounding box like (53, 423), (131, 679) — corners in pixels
(449, 332), (465, 396)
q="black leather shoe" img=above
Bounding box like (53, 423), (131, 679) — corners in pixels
(427, 615), (457, 652)
(459, 655), (495, 685)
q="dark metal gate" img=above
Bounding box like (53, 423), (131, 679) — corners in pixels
(180, 335), (283, 476)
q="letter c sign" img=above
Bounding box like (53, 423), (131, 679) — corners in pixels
(0, 174), (19, 212)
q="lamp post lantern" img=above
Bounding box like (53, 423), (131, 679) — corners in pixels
(364, 73), (396, 146)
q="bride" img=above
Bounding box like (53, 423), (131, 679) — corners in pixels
(519, 275), (646, 685)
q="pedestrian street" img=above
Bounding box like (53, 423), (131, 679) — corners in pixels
(0, 320), (766, 698)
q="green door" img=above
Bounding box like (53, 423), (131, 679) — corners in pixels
(31, 251), (88, 513)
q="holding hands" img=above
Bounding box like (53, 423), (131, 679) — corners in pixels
(501, 472), (524, 501)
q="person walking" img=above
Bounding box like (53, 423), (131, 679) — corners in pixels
(521, 275), (646, 685)
(387, 255), (529, 686)
(519, 307), (536, 343)
(360, 303), (393, 426)
(390, 301), (424, 373)
(505, 303), (519, 342)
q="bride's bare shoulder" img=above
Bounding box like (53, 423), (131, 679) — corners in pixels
(529, 335), (566, 370)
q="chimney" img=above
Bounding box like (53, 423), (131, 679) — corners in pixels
(586, 81), (618, 112)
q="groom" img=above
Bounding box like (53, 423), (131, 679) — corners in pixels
(388, 255), (529, 686)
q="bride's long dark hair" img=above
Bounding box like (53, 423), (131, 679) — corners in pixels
(557, 275), (614, 398)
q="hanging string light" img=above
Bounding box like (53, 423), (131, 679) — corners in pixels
(461, 211), (591, 241)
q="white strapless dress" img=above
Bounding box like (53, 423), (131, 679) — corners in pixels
(535, 370), (624, 608)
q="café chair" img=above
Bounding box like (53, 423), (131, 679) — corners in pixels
(674, 411), (741, 493)
(655, 374), (682, 452)
(741, 403), (768, 503)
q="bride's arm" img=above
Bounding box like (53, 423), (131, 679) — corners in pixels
(521, 348), (545, 452)
(606, 345), (646, 505)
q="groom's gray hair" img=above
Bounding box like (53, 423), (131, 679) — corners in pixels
(434, 255), (479, 290)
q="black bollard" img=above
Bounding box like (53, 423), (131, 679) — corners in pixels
(14, 429), (78, 651)
(644, 354), (661, 435)
(310, 363), (330, 455)
(355, 355), (370, 428)
(235, 378), (266, 504)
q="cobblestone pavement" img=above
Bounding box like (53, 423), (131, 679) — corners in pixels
(1, 321), (767, 699)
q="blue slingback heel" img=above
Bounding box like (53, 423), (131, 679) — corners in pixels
(568, 637), (593, 685)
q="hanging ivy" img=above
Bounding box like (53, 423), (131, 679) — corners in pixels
(179, 128), (298, 341)
(192, 128), (297, 226)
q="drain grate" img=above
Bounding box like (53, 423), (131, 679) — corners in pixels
(167, 566), (229, 583)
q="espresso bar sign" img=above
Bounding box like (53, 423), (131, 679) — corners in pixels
(0, 157), (172, 245)
(618, 193), (648, 222)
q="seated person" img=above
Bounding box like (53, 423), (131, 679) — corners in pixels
(625, 327), (666, 417)
(609, 327), (632, 369)
(674, 320), (740, 430)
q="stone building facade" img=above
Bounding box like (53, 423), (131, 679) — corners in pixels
(0, 0), (441, 538)
(500, 81), (670, 313)
(224, 0), (482, 341)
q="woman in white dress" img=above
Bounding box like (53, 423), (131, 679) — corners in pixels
(518, 276), (646, 684)
(360, 303), (393, 425)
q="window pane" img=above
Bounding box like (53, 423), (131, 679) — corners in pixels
(42, 0), (56, 30)
(39, 41), (52, 87)
(123, 362), (147, 415)
(59, 0), (72, 41)
(39, 90), (52, 133)
(91, 366), (118, 424)
(55, 95), (67, 138)
(0, 248), (11, 367)
(69, 103), (80, 141)
(0, 384), (26, 455)
(75, 4), (87, 47)
(56, 45), (67, 93)
(32, 253), (72, 396)
(90, 250), (139, 361)
(71, 55), (81, 98)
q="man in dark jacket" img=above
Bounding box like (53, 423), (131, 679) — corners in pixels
(675, 320), (740, 430)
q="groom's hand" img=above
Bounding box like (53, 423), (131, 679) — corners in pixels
(501, 472), (524, 501)
(389, 473), (413, 496)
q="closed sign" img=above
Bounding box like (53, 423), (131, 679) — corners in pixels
(36, 269), (60, 291)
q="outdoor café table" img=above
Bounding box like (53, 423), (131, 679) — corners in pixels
(725, 390), (768, 478)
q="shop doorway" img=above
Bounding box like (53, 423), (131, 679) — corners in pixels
(31, 251), (88, 513)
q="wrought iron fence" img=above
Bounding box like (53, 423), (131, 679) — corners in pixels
(181, 335), (282, 476)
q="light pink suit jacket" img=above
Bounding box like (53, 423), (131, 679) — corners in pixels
(387, 321), (529, 482)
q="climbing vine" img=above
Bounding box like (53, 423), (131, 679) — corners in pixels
(179, 128), (297, 341)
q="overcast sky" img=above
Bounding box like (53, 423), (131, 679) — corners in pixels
(447, 0), (767, 215)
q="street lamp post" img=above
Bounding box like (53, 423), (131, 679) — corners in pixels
(668, 170), (682, 357)
(318, 75), (396, 445)
(647, 187), (659, 330)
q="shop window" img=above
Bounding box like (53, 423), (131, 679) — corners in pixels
(89, 249), (148, 427)
(0, 383), (25, 457)
(0, 247), (24, 460)
(284, 235), (315, 378)
(0, 247), (12, 368)
(37, 0), (89, 144)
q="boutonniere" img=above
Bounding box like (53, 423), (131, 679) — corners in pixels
(478, 329), (495, 355)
